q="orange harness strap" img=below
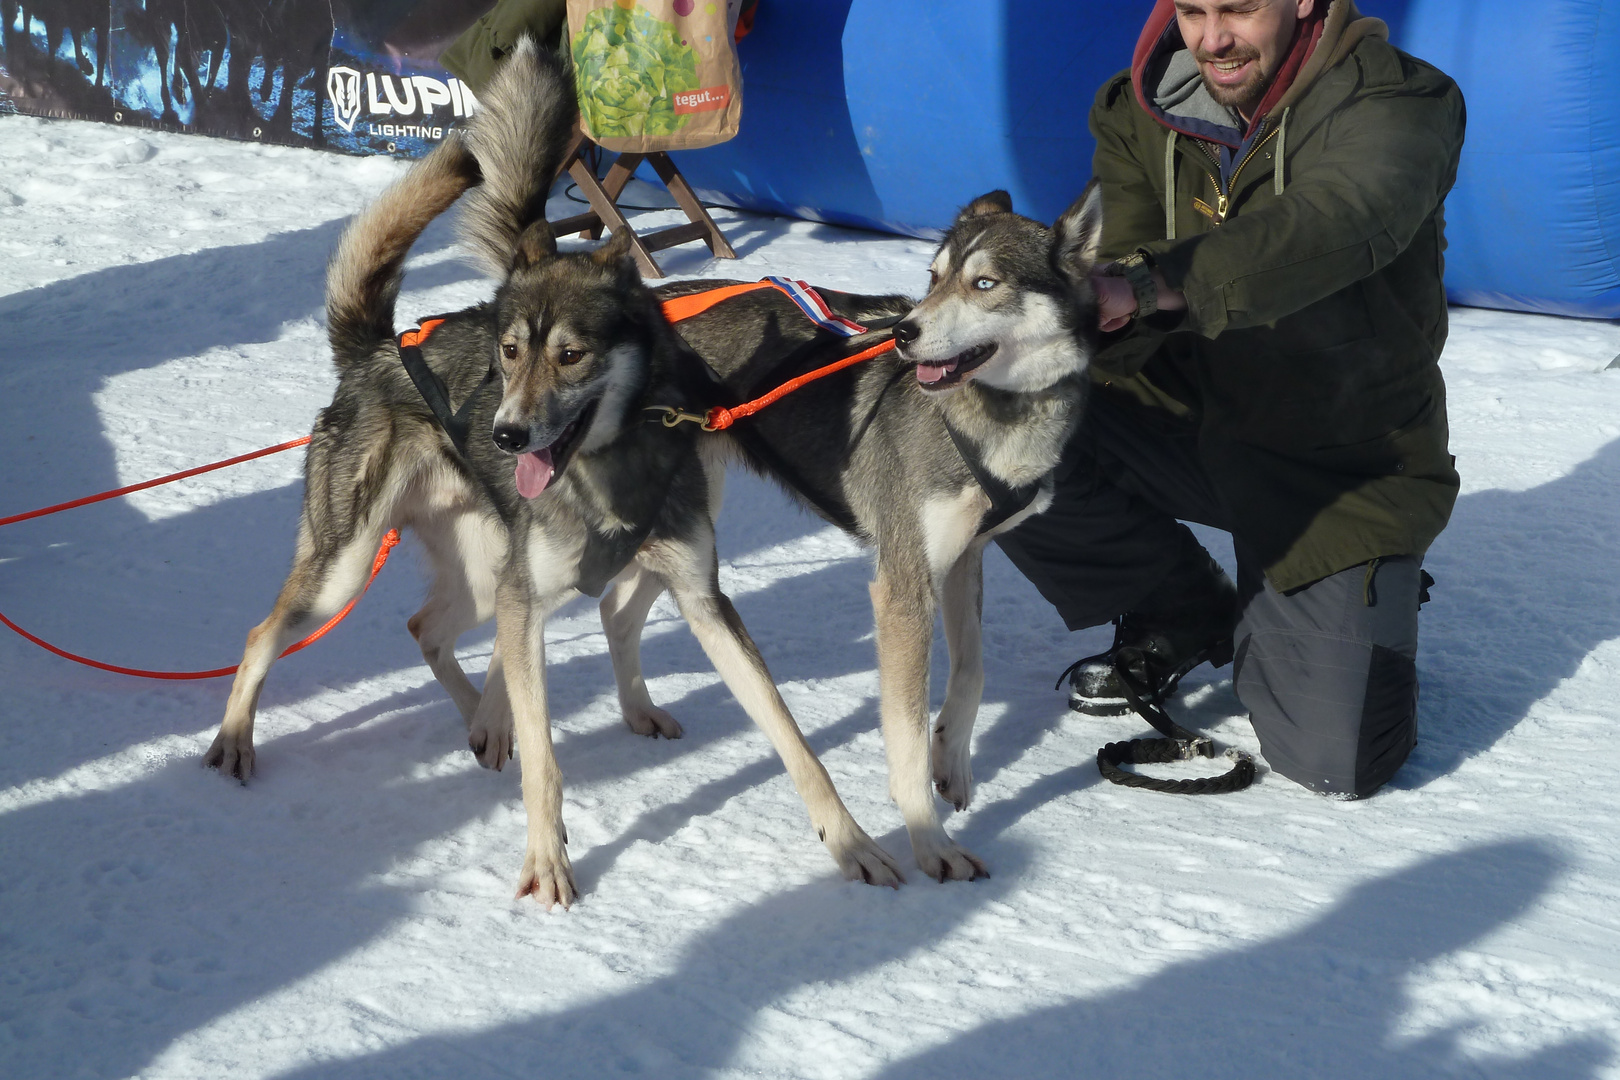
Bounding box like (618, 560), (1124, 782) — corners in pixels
(653, 281), (901, 432)
(659, 281), (775, 324)
(398, 317), (446, 349)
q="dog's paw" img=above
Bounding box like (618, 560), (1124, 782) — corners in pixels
(622, 704), (682, 739)
(515, 842), (577, 910)
(468, 718), (514, 771)
(913, 838), (989, 884)
(931, 738), (974, 812)
(826, 827), (905, 888)
(202, 729), (254, 783)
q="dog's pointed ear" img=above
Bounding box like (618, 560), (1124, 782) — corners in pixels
(511, 219), (557, 272)
(956, 190), (1013, 225)
(1051, 180), (1104, 285)
(591, 226), (636, 270)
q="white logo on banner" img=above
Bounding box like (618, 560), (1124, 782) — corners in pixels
(326, 67), (479, 145)
(327, 66), (363, 132)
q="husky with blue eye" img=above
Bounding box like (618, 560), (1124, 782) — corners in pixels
(658, 177), (1105, 882)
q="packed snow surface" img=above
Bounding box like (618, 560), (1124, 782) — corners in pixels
(3, 115), (1619, 1080)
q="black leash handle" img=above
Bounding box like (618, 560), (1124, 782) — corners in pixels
(1096, 653), (1256, 795)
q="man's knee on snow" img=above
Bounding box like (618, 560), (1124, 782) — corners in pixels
(1234, 557), (1424, 799)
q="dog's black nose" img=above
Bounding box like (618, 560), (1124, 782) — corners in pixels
(492, 425), (530, 453)
(892, 320), (920, 345)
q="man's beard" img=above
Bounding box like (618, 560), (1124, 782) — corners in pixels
(1195, 46), (1270, 117)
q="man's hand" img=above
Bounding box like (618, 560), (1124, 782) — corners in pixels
(1093, 273), (1138, 332)
(1091, 268), (1187, 333)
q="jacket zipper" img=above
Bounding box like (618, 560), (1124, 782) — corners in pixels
(1192, 122), (1280, 225)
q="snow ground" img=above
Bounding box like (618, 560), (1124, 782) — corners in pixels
(2, 114), (1619, 1080)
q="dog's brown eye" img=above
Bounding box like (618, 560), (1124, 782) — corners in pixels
(559, 348), (583, 365)
(501, 342), (518, 360)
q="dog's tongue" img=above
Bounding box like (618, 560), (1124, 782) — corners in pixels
(916, 361), (956, 385)
(514, 449), (554, 499)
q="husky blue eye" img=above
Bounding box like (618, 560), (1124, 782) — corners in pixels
(975, 277), (997, 290)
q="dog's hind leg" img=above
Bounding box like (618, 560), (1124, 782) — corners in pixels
(642, 536), (905, 887)
(406, 506), (509, 766)
(871, 559), (988, 882)
(601, 565), (682, 738)
(468, 639), (513, 770)
(407, 582), (484, 721)
(932, 545), (986, 811)
(204, 516), (396, 781)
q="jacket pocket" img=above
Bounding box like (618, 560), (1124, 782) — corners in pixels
(1307, 395), (1449, 478)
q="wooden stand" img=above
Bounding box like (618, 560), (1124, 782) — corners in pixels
(550, 129), (737, 279)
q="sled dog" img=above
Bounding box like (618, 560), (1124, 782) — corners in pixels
(649, 185), (1105, 881)
(203, 39), (902, 906)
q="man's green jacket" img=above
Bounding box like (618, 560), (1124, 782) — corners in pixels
(1092, 0), (1466, 592)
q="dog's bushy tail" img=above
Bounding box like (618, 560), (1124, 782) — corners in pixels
(326, 133), (482, 367)
(457, 36), (578, 277)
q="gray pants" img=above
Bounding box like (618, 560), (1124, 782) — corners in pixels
(996, 388), (1421, 798)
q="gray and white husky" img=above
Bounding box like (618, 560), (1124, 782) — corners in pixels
(659, 186), (1104, 881)
(203, 39), (902, 906)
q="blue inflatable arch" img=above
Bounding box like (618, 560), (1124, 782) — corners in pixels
(673, 0), (1620, 319)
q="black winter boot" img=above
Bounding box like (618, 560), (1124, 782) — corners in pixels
(1059, 558), (1239, 716)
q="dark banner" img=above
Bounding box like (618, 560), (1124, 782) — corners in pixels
(0, 0), (486, 157)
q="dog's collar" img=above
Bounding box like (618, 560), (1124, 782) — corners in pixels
(396, 316), (497, 457)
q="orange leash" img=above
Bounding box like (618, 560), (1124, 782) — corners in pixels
(1, 437), (399, 680)
(701, 338), (898, 431)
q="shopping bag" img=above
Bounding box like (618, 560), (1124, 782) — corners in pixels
(566, 0), (745, 152)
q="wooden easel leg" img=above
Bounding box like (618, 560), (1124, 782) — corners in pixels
(577, 153), (643, 240)
(649, 151), (737, 260)
(537, 133), (736, 278)
(547, 131), (603, 236)
(566, 156), (663, 278)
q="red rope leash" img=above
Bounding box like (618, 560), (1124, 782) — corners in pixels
(0, 435), (312, 528)
(1, 436), (400, 680)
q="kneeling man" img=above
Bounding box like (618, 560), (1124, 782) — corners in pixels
(999, 0), (1465, 798)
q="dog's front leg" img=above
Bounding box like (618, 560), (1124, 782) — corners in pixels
(933, 545), (986, 811)
(497, 573), (576, 909)
(600, 565), (682, 738)
(871, 562), (988, 882)
(648, 539), (903, 887)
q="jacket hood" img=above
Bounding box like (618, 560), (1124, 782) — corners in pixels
(1130, 0), (1387, 145)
